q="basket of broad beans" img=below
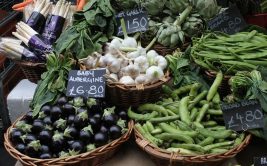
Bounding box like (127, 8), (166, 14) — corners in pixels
(129, 72), (251, 166)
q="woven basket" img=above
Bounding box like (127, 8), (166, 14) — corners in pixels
(106, 72), (171, 109)
(134, 127), (251, 166)
(15, 61), (46, 84)
(203, 70), (232, 97)
(4, 116), (134, 166)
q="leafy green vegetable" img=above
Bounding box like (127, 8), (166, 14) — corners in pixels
(30, 53), (75, 117)
(55, 0), (116, 59)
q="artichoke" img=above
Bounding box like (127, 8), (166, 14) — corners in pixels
(137, 0), (167, 16)
(156, 6), (192, 48)
(191, 0), (221, 20)
(165, 0), (189, 14)
(182, 13), (205, 37)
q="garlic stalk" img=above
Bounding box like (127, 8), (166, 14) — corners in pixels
(120, 19), (137, 48)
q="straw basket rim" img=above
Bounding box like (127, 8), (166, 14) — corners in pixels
(4, 116), (134, 166)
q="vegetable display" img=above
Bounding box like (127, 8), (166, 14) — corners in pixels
(191, 30), (267, 75)
(129, 73), (245, 155)
(10, 97), (128, 159)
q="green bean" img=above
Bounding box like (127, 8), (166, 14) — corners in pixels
(195, 52), (236, 60)
(210, 148), (229, 154)
(128, 108), (158, 121)
(151, 128), (163, 135)
(193, 58), (211, 70)
(138, 104), (169, 116)
(197, 133), (206, 140)
(169, 122), (180, 130)
(188, 90), (208, 110)
(135, 123), (162, 146)
(195, 137), (202, 144)
(149, 115), (180, 123)
(197, 128), (232, 139)
(199, 100), (209, 106)
(207, 71), (223, 101)
(208, 126), (226, 131)
(159, 123), (198, 137)
(172, 84), (194, 96)
(162, 85), (173, 95)
(175, 120), (193, 131)
(165, 105), (179, 114)
(193, 122), (204, 129)
(244, 60), (267, 67)
(204, 141), (234, 152)
(166, 148), (199, 155)
(179, 96), (191, 124)
(171, 143), (205, 153)
(207, 109), (223, 115)
(220, 61), (257, 69)
(234, 133), (245, 147)
(202, 121), (217, 127)
(195, 104), (209, 123)
(190, 108), (198, 121)
(189, 83), (202, 98)
(155, 133), (194, 144)
(212, 93), (220, 104)
(198, 137), (214, 146)
(146, 121), (155, 132)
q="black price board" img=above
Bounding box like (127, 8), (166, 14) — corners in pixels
(116, 8), (149, 36)
(66, 69), (106, 98)
(50, 0), (76, 5)
(208, 5), (247, 34)
(221, 99), (264, 131)
(254, 157), (267, 166)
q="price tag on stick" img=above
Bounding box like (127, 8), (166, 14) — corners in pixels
(66, 69), (106, 98)
(221, 99), (264, 132)
(116, 8), (149, 36)
(254, 157), (267, 166)
(208, 5), (247, 34)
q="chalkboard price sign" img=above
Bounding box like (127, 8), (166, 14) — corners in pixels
(50, 0), (76, 5)
(254, 157), (267, 166)
(221, 100), (264, 131)
(208, 5), (247, 34)
(66, 69), (106, 98)
(116, 8), (149, 36)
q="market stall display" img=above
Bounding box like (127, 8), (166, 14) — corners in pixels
(2, 0), (267, 165)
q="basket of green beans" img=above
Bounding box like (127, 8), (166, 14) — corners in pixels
(128, 72), (251, 166)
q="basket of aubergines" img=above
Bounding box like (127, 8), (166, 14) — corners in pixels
(4, 96), (133, 166)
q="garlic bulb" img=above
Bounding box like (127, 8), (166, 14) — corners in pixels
(135, 74), (147, 84)
(109, 73), (118, 82)
(155, 56), (168, 70)
(103, 53), (116, 66)
(147, 50), (159, 66)
(109, 38), (122, 55)
(127, 46), (146, 59)
(146, 66), (164, 83)
(121, 37), (138, 48)
(119, 76), (135, 85)
(98, 56), (106, 67)
(108, 59), (121, 73)
(134, 56), (149, 73)
(119, 58), (129, 68)
(85, 56), (95, 69)
(124, 63), (140, 79)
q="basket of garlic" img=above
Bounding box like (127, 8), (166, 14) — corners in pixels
(79, 19), (171, 108)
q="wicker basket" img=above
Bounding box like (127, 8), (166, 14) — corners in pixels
(203, 70), (232, 97)
(134, 127), (251, 166)
(106, 72), (171, 109)
(4, 116), (134, 166)
(15, 61), (46, 84)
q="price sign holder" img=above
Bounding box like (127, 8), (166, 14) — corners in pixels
(221, 99), (264, 132)
(116, 8), (149, 36)
(66, 69), (106, 98)
(50, 0), (76, 5)
(254, 157), (267, 166)
(208, 5), (247, 34)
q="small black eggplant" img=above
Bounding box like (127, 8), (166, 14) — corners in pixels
(118, 110), (128, 120)
(77, 107), (87, 114)
(87, 98), (102, 113)
(23, 134), (37, 144)
(93, 113), (102, 121)
(41, 145), (50, 154)
(94, 132), (108, 147)
(70, 96), (85, 108)
(100, 125), (108, 134)
(64, 126), (78, 139)
(40, 153), (52, 159)
(63, 103), (75, 115)
(57, 96), (68, 106)
(32, 119), (45, 133)
(74, 111), (89, 129)
(70, 141), (84, 153)
(53, 118), (67, 131)
(24, 111), (34, 124)
(102, 107), (117, 127)
(39, 130), (52, 145)
(79, 125), (93, 144)
(109, 125), (122, 140)
(89, 117), (101, 132)
(43, 116), (52, 125)
(15, 121), (32, 133)
(40, 105), (51, 116)
(10, 129), (23, 144)
(52, 132), (65, 153)
(67, 115), (75, 125)
(15, 143), (26, 153)
(25, 140), (41, 158)
(50, 106), (62, 121)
